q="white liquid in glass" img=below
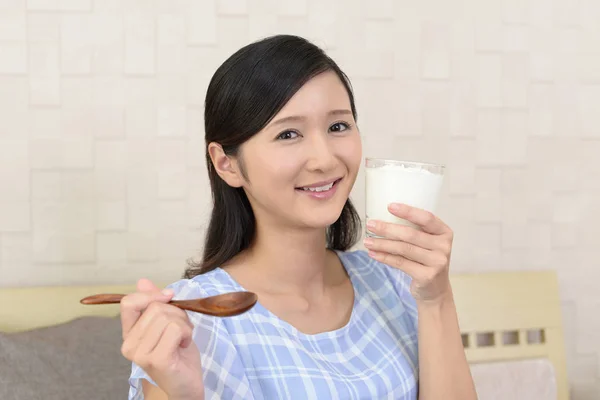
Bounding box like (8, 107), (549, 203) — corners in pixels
(365, 163), (444, 230)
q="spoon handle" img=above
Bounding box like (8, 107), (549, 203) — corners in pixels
(80, 293), (126, 304)
(80, 293), (192, 312)
(80, 291), (258, 317)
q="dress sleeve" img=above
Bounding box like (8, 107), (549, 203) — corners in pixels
(128, 279), (255, 400)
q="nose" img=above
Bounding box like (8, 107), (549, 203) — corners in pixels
(305, 132), (337, 173)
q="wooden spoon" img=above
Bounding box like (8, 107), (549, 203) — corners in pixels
(80, 291), (258, 317)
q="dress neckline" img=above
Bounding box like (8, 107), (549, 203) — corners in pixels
(215, 250), (360, 341)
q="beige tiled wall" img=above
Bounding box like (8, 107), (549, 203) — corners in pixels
(0, 0), (599, 396)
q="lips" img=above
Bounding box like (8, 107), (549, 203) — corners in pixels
(300, 181), (335, 192)
(294, 178), (342, 200)
(296, 178), (342, 192)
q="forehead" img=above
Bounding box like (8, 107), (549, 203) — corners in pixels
(273, 70), (352, 118)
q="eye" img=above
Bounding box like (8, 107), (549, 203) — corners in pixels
(329, 122), (351, 133)
(276, 130), (299, 140)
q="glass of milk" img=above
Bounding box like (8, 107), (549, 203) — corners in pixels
(365, 158), (445, 236)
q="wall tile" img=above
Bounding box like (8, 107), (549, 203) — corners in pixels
(475, 22), (503, 51)
(126, 106), (157, 137)
(27, 0), (59, 11)
(127, 231), (158, 262)
(502, 0), (529, 24)
(61, 171), (94, 200)
(0, 11), (26, 41)
(187, 0), (217, 45)
(552, 222), (578, 248)
(502, 194), (529, 224)
(157, 14), (185, 45)
(276, 0), (307, 17)
(365, 20), (394, 52)
(125, 77), (157, 106)
(60, 15), (93, 74)
(126, 169), (157, 203)
(158, 200), (188, 230)
(96, 201), (127, 231)
(27, 13), (60, 42)
(157, 106), (186, 137)
(307, 2), (337, 49)
(0, 43), (27, 74)
(156, 139), (187, 166)
(580, 85), (600, 138)
(124, 15), (155, 75)
(0, 202), (30, 232)
(97, 232), (127, 261)
(502, 222), (528, 249)
(94, 169), (126, 201)
(61, 137), (94, 169)
(29, 138), (62, 169)
(217, 0), (247, 15)
(156, 75), (186, 105)
(0, 233), (32, 268)
(31, 171), (61, 200)
(93, 107), (125, 138)
(503, 26), (529, 52)
(95, 140), (126, 170)
(363, 0), (393, 19)
(476, 54), (503, 107)
(157, 45), (186, 74)
(158, 166), (188, 200)
(33, 231), (95, 264)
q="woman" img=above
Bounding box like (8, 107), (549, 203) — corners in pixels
(122, 34), (477, 400)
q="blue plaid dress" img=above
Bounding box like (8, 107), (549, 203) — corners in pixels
(129, 250), (419, 399)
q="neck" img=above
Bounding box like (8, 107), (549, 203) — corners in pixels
(244, 221), (333, 295)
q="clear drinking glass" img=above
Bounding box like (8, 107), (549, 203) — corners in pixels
(365, 158), (445, 237)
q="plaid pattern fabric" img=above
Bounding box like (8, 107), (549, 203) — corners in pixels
(129, 250), (419, 400)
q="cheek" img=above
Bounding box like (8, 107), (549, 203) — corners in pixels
(341, 134), (362, 173)
(252, 151), (300, 186)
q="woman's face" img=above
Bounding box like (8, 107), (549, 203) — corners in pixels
(237, 70), (362, 231)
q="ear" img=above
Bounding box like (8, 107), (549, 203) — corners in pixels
(207, 142), (245, 188)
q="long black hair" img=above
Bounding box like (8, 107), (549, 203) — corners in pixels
(184, 35), (362, 278)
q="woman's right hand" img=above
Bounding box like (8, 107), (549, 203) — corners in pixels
(120, 278), (204, 400)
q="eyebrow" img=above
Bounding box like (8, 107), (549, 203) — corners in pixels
(269, 109), (353, 128)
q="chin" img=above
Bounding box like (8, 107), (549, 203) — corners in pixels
(297, 203), (347, 230)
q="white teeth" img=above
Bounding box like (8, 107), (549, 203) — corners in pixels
(302, 182), (334, 192)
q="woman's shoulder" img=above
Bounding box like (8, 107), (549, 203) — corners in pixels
(165, 267), (241, 300)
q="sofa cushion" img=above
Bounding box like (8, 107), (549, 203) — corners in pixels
(0, 316), (129, 400)
(470, 358), (557, 400)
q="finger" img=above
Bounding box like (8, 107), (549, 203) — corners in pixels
(364, 237), (440, 266)
(125, 302), (192, 345)
(121, 303), (192, 362)
(367, 220), (436, 250)
(387, 203), (449, 235)
(368, 250), (426, 280)
(120, 291), (173, 339)
(368, 218), (454, 255)
(137, 278), (164, 294)
(153, 321), (194, 365)
(133, 314), (174, 363)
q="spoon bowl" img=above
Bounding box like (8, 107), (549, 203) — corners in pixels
(80, 291), (258, 317)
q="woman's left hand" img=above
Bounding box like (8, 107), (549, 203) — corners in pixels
(363, 203), (454, 305)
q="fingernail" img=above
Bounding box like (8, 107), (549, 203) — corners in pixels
(389, 203), (400, 211)
(364, 238), (373, 247)
(366, 220), (376, 229)
(161, 289), (173, 296)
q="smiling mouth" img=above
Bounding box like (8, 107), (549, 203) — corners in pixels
(295, 178), (342, 192)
